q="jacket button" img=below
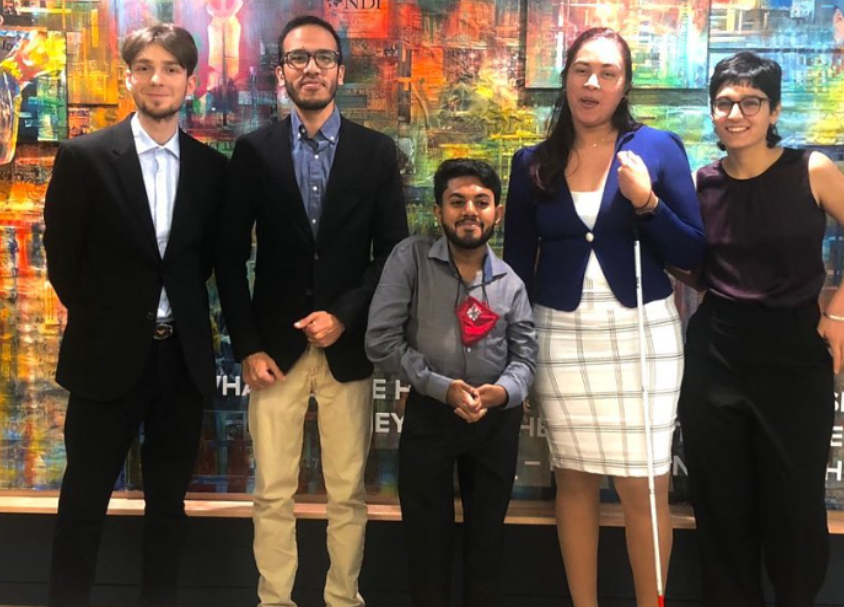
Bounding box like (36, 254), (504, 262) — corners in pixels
(585, 232), (594, 243)
(306, 288), (314, 296)
(146, 312), (155, 320)
(314, 253), (320, 261)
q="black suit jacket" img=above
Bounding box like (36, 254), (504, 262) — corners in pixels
(216, 115), (408, 382)
(43, 117), (227, 401)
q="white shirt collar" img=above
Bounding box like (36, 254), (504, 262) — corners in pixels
(131, 113), (180, 158)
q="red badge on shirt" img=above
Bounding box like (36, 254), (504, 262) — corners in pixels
(456, 295), (500, 347)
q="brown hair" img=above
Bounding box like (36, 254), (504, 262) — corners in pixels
(121, 23), (199, 76)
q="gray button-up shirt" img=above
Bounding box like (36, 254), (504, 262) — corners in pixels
(290, 107), (340, 237)
(366, 235), (537, 408)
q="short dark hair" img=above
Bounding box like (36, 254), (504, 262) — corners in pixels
(278, 15), (343, 67)
(433, 159), (502, 206)
(709, 52), (782, 149)
(121, 23), (198, 76)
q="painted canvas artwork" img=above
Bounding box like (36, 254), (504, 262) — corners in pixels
(525, 0), (712, 89)
(0, 0), (842, 508)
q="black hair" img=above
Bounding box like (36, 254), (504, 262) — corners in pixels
(530, 27), (640, 193)
(709, 51), (782, 149)
(278, 15), (343, 67)
(434, 158), (502, 206)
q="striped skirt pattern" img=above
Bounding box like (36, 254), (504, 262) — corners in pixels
(533, 287), (683, 477)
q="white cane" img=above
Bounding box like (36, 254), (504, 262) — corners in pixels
(633, 226), (666, 607)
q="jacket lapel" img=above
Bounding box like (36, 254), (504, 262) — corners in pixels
(110, 118), (159, 258)
(273, 118), (315, 247)
(165, 130), (195, 260)
(317, 117), (356, 245)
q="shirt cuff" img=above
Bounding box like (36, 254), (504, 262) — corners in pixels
(425, 372), (453, 404)
(496, 376), (523, 409)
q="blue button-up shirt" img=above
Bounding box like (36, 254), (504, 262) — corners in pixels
(290, 108), (341, 237)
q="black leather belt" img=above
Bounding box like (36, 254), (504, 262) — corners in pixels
(153, 320), (175, 340)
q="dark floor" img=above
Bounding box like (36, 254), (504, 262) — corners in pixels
(2, 514), (844, 606)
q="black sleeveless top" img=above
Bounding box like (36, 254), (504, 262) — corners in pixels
(696, 148), (827, 308)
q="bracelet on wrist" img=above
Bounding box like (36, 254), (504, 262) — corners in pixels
(635, 192), (658, 215)
(824, 311), (844, 322)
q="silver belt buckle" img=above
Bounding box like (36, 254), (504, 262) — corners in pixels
(153, 321), (174, 340)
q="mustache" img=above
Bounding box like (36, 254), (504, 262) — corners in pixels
(456, 219), (482, 227)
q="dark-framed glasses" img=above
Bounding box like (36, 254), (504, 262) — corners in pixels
(283, 49), (340, 70)
(712, 96), (769, 117)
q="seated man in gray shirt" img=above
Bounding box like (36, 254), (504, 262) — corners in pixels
(366, 158), (537, 607)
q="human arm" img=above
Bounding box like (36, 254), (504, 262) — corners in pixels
(214, 137), (264, 361)
(43, 143), (89, 309)
(617, 132), (706, 270)
(503, 148), (540, 299)
(810, 151), (844, 373)
(365, 240), (481, 413)
(201, 150), (228, 281)
(478, 280), (537, 409)
(327, 136), (409, 334)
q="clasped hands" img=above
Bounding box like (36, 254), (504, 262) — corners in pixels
(242, 311), (345, 390)
(446, 379), (508, 424)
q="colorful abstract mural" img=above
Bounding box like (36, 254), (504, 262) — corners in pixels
(0, 0), (843, 509)
(525, 0), (712, 89)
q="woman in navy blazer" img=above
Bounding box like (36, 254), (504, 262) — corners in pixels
(504, 28), (704, 607)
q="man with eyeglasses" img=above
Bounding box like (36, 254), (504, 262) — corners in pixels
(43, 24), (227, 607)
(216, 14), (408, 607)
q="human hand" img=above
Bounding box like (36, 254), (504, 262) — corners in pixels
(819, 315), (844, 374)
(446, 379), (481, 413)
(617, 150), (655, 211)
(294, 311), (346, 348)
(454, 406), (488, 424)
(242, 351), (285, 390)
(476, 384), (508, 408)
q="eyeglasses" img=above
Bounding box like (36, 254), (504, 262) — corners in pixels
(282, 49), (340, 70)
(712, 96), (769, 117)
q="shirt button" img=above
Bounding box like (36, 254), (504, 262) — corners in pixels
(585, 232), (595, 242)
(314, 154), (319, 159)
(467, 347), (472, 352)
(312, 186), (318, 192)
(311, 219), (317, 224)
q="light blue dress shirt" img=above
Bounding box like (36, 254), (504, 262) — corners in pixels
(289, 107), (340, 237)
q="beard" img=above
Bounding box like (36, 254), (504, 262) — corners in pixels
(284, 78), (338, 111)
(136, 101), (181, 122)
(442, 219), (495, 250)
(131, 84), (187, 123)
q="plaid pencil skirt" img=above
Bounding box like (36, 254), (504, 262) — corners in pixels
(533, 285), (683, 477)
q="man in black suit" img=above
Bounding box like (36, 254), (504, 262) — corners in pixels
(43, 24), (227, 607)
(215, 15), (407, 607)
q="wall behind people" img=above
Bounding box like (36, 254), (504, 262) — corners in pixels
(0, 0), (843, 507)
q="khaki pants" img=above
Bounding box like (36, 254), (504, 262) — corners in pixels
(249, 346), (373, 607)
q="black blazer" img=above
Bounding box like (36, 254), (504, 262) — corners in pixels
(43, 117), (227, 401)
(216, 115), (408, 382)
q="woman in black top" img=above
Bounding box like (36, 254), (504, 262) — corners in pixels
(679, 52), (844, 607)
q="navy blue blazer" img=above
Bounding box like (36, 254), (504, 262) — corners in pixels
(503, 125), (705, 311)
